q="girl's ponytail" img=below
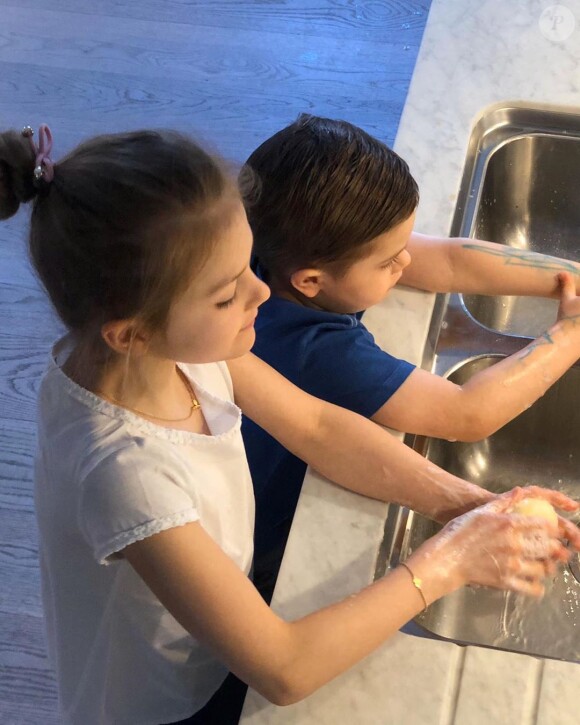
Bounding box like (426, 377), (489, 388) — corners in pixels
(1, 127), (239, 357)
(0, 128), (38, 220)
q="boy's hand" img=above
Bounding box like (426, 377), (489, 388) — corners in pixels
(556, 272), (580, 323)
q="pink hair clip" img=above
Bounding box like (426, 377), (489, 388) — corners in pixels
(22, 124), (54, 183)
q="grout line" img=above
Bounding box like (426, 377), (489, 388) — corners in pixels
(440, 645), (467, 725)
(523, 658), (545, 725)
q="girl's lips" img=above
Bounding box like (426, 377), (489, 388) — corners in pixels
(241, 315), (257, 331)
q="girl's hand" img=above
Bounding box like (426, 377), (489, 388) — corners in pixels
(556, 272), (580, 323)
(508, 484), (580, 551)
(414, 488), (572, 599)
(444, 485), (580, 550)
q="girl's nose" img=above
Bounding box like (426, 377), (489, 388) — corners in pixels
(399, 249), (412, 269)
(254, 274), (271, 306)
(259, 278), (270, 304)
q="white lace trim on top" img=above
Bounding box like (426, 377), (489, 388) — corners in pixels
(96, 508), (200, 566)
(49, 338), (241, 446)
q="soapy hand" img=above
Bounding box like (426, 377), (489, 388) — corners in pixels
(506, 484), (580, 551)
(452, 484), (580, 551)
(428, 487), (573, 598)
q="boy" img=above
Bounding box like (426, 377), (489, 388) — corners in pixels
(242, 114), (580, 601)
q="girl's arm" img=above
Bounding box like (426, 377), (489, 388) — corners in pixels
(372, 273), (580, 443)
(401, 231), (580, 295)
(228, 352), (491, 523)
(122, 491), (568, 706)
(122, 363), (577, 703)
(227, 351), (580, 547)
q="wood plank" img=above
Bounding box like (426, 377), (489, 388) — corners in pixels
(4, 0), (431, 42)
(1, 5), (421, 83)
(0, 285), (62, 421)
(0, 509), (43, 616)
(0, 61), (405, 154)
(0, 418), (37, 512)
(0, 612), (59, 724)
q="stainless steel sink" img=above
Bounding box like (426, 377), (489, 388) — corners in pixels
(415, 356), (580, 498)
(452, 104), (580, 339)
(376, 103), (580, 664)
(392, 356), (580, 662)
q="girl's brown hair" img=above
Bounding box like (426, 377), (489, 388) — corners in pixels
(243, 114), (419, 280)
(0, 128), (239, 357)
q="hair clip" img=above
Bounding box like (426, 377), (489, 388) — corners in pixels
(22, 124), (54, 183)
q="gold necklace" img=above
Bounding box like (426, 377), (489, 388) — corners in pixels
(97, 367), (201, 423)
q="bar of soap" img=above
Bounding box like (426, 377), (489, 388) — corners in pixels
(511, 498), (558, 527)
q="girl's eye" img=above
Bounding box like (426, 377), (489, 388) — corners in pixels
(216, 293), (236, 309)
(381, 257), (397, 270)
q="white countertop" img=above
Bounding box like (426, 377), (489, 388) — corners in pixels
(241, 1), (580, 722)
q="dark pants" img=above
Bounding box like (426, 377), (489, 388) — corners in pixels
(164, 672), (248, 725)
(253, 520), (293, 606)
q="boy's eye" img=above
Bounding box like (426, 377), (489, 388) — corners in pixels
(216, 292), (236, 309)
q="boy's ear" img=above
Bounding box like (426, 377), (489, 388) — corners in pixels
(100, 319), (149, 356)
(289, 268), (324, 298)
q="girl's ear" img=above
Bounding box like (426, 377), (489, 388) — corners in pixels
(100, 319), (149, 356)
(289, 268), (324, 298)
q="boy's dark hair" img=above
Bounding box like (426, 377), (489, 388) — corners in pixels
(243, 114), (419, 279)
(0, 128), (239, 360)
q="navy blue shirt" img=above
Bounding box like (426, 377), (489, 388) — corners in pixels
(243, 295), (415, 584)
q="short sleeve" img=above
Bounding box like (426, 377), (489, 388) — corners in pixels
(300, 323), (415, 417)
(78, 441), (199, 566)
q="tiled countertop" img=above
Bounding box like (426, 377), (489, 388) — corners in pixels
(241, 1), (580, 722)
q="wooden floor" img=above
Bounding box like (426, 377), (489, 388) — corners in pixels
(0, 1), (431, 721)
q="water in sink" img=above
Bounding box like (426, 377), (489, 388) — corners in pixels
(492, 521), (580, 660)
(494, 568), (579, 660)
(405, 516), (580, 662)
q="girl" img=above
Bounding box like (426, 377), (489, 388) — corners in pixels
(1, 125), (576, 725)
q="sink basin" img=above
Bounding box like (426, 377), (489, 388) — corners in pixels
(416, 356), (580, 498)
(399, 356), (580, 663)
(450, 105), (580, 338)
(380, 356), (580, 663)
(376, 103), (580, 664)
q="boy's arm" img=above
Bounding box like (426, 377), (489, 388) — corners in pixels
(373, 274), (580, 442)
(401, 232), (580, 296)
(228, 352), (580, 547)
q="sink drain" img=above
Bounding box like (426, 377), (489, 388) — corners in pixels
(570, 554), (580, 584)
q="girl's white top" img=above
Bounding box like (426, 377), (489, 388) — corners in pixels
(34, 337), (255, 725)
